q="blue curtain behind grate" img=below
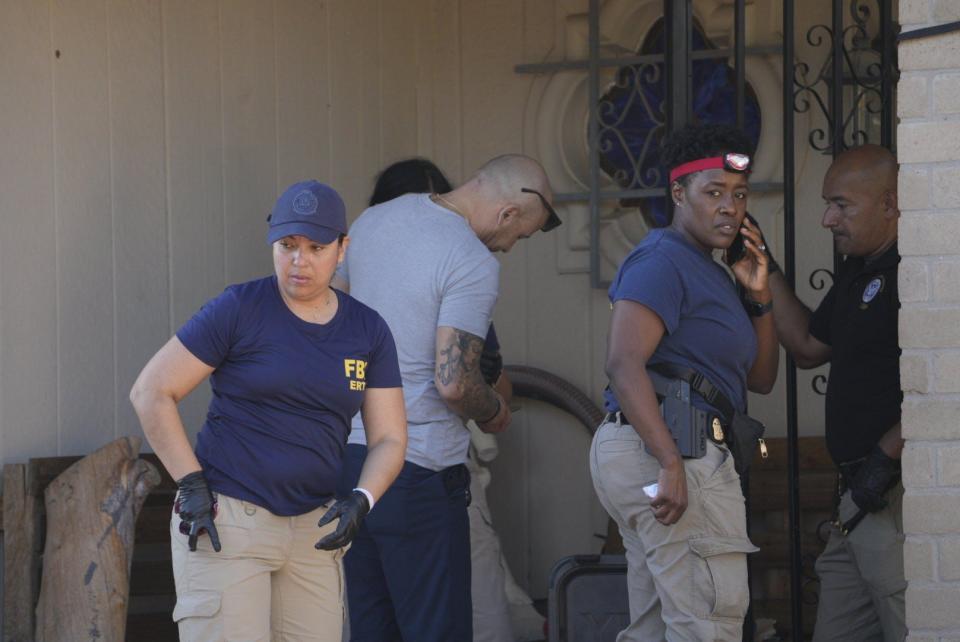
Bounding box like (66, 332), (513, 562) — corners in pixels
(598, 22), (762, 227)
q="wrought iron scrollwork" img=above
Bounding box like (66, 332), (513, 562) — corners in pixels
(793, 0), (887, 152)
(598, 63), (665, 190)
(812, 374), (829, 395)
(808, 267), (832, 396)
(809, 268), (835, 290)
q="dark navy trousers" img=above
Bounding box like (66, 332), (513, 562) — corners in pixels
(339, 444), (472, 642)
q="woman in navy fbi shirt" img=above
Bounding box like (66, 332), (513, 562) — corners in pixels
(130, 180), (407, 641)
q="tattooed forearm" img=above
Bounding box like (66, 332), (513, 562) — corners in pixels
(437, 329), (482, 385)
(435, 327), (499, 421)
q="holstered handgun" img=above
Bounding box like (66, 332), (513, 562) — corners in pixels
(651, 377), (708, 459)
(647, 364), (767, 473)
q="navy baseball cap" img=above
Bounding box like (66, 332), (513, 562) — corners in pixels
(267, 180), (348, 245)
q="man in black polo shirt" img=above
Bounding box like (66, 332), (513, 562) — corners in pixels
(766, 144), (904, 641)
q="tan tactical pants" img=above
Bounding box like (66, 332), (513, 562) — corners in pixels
(170, 494), (347, 642)
(812, 482), (906, 642)
(590, 418), (757, 642)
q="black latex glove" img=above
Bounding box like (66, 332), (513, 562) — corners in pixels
(479, 346), (503, 386)
(850, 446), (900, 513)
(315, 490), (371, 550)
(175, 471), (221, 552)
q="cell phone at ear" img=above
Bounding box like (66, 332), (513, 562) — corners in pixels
(724, 212), (759, 266)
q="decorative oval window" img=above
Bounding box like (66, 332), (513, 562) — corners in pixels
(597, 17), (763, 228)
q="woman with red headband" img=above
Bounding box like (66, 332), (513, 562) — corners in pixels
(590, 123), (779, 640)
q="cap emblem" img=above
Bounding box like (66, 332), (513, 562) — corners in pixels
(292, 190), (319, 216)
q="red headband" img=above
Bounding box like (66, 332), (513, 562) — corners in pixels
(669, 152), (751, 183)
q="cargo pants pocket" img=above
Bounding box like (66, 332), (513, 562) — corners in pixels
(689, 536), (758, 620)
(173, 590), (221, 622)
(173, 590), (225, 642)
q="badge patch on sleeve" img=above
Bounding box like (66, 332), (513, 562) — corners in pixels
(862, 276), (884, 304)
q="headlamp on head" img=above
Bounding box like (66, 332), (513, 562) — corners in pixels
(669, 152), (752, 184)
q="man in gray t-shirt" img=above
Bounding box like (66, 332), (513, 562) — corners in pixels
(335, 154), (560, 642)
(343, 192), (500, 469)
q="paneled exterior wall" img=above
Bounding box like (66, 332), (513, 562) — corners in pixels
(1, 0), (842, 597)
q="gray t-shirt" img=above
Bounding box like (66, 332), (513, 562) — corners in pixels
(338, 193), (500, 470)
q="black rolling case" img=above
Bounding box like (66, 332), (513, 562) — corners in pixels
(547, 554), (629, 642)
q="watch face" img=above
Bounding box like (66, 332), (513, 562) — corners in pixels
(747, 299), (772, 316)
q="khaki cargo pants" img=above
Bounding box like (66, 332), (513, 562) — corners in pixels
(812, 482), (906, 642)
(170, 494), (347, 642)
(590, 418), (757, 642)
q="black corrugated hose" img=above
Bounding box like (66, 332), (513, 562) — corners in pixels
(502, 365), (605, 434)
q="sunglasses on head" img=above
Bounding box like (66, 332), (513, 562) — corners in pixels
(520, 187), (562, 232)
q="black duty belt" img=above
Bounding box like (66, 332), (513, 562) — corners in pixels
(602, 410), (725, 446)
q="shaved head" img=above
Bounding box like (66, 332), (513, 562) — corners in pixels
(474, 154), (552, 200)
(441, 153), (558, 252)
(821, 144), (899, 258)
(828, 144), (897, 194)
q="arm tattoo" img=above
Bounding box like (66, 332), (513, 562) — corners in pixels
(436, 328), (499, 421)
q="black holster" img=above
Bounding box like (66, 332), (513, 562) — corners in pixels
(726, 412), (766, 476)
(648, 363), (767, 476)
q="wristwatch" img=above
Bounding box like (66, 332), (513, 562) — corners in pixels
(745, 298), (773, 317)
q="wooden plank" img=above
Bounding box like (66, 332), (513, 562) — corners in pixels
(220, 0), (276, 285)
(379, 0), (419, 164)
(125, 609), (178, 642)
(52, 0), (115, 454)
(327, 0), (372, 215)
(162, 0), (224, 435)
(275, 0), (330, 188)
(129, 559), (174, 597)
(427, 0), (462, 181)
(358, 0), (381, 190)
(108, 0), (169, 440)
(3, 463), (41, 642)
(414, 0), (436, 158)
(749, 471), (836, 511)
(460, 0), (527, 166)
(0, 0), (59, 461)
(751, 532), (827, 569)
(163, 0), (226, 325)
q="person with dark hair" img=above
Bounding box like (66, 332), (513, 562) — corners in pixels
(335, 154), (560, 642)
(368, 157), (453, 207)
(590, 124), (779, 640)
(762, 145), (904, 640)
(130, 180), (408, 641)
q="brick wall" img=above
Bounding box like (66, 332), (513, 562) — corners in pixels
(898, 2), (960, 639)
